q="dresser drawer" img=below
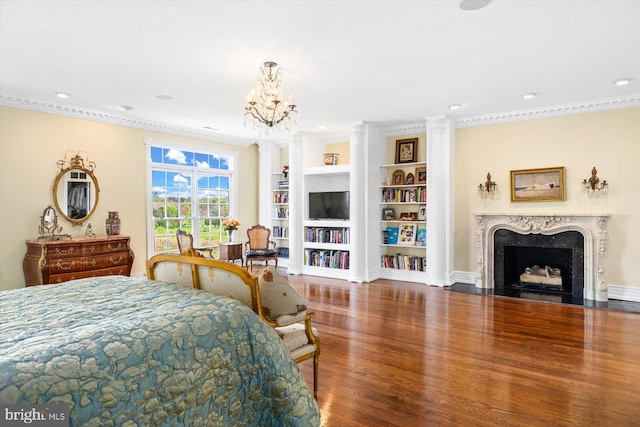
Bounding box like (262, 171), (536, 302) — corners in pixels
(50, 266), (131, 284)
(49, 257), (84, 274)
(47, 244), (82, 259)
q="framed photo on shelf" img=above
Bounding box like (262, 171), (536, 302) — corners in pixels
(510, 166), (565, 202)
(418, 206), (426, 220)
(405, 173), (415, 185)
(416, 166), (426, 184)
(382, 208), (395, 220)
(399, 212), (411, 220)
(398, 223), (417, 245)
(409, 212), (418, 220)
(392, 169), (405, 185)
(395, 138), (418, 164)
(415, 228), (426, 246)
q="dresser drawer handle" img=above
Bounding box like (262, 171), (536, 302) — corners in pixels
(107, 243), (123, 251)
(88, 259), (98, 266)
(108, 256), (123, 265)
(87, 246), (96, 252)
(53, 247), (78, 256)
(55, 260), (79, 270)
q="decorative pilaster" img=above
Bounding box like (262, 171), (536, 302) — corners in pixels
(287, 133), (303, 275)
(349, 122), (366, 282)
(425, 116), (455, 286)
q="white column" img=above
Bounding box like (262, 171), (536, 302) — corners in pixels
(257, 140), (277, 227)
(287, 132), (303, 274)
(349, 122), (366, 282)
(425, 116), (455, 286)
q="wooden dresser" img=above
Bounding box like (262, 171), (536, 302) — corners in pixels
(23, 236), (134, 286)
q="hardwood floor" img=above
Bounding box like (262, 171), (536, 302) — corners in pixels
(284, 273), (640, 426)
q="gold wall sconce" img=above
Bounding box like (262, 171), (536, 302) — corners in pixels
(582, 166), (608, 198)
(478, 172), (497, 199)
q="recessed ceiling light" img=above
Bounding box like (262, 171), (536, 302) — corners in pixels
(55, 92), (70, 99)
(458, 0), (492, 11)
(120, 105), (134, 111)
(522, 92), (537, 100)
(157, 95), (174, 101)
(449, 104), (463, 111)
(614, 78), (631, 86)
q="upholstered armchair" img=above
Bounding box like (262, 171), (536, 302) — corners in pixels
(245, 225), (278, 271)
(255, 266), (320, 398)
(176, 229), (213, 258)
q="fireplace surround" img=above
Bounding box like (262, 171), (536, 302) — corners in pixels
(474, 214), (609, 302)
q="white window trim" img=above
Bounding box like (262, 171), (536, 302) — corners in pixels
(144, 137), (238, 257)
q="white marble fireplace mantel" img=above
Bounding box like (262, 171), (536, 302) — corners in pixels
(474, 213), (610, 302)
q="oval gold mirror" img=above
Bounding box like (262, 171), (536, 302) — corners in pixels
(53, 151), (100, 226)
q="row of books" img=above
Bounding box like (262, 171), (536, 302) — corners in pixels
(277, 247), (289, 258)
(304, 249), (350, 269)
(381, 254), (426, 271)
(304, 227), (350, 244)
(272, 226), (288, 238)
(278, 180), (289, 189)
(381, 188), (426, 203)
(274, 207), (289, 219)
(273, 192), (289, 204)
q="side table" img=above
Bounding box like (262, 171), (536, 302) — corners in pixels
(219, 242), (243, 266)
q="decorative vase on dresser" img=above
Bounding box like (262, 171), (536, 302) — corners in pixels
(106, 211), (121, 235)
(23, 235), (134, 286)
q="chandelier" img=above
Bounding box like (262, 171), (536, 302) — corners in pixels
(244, 61), (297, 134)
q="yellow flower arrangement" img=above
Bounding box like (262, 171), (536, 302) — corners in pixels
(221, 218), (240, 232)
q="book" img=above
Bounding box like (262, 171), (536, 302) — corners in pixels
(415, 228), (426, 246)
(386, 227), (399, 245)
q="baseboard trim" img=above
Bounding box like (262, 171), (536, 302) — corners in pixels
(450, 271), (640, 303)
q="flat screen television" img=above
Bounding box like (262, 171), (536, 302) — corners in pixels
(308, 191), (350, 220)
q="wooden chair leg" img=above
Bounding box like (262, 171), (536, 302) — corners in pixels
(313, 352), (319, 399)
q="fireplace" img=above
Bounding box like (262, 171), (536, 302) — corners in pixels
(494, 229), (584, 302)
(474, 214), (609, 302)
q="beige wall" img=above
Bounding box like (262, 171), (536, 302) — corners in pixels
(325, 141), (350, 165)
(455, 107), (640, 289)
(0, 106), (259, 290)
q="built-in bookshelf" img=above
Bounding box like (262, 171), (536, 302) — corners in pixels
(302, 165), (351, 279)
(379, 161), (427, 281)
(271, 172), (290, 264)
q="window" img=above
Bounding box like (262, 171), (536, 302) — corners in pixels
(146, 140), (237, 256)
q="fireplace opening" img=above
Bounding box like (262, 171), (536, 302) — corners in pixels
(494, 230), (584, 303)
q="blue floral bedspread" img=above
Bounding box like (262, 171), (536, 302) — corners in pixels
(0, 276), (320, 426)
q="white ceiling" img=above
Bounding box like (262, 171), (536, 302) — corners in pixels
(1, 0), (639, 142)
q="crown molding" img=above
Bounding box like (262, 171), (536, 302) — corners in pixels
(455, 94), (640, 128)
(0, 95), (257, 148)
(383, 122), (427, 137)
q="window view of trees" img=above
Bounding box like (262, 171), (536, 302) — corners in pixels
(149, 145), (234, 255)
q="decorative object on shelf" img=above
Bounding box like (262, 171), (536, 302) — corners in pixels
(37, 205), (70, 240)
(222, 218), (240, 242)
(398, 223), (417, 245)
(395, 138), (418, 164)
(510, 166), (565, 202)
(382, 208), (395, 220)
(105, 211), (121, 235)
(582, 166), (608, 198)
(53, 150), (100, 226)
(415, 228), (426, 246)
(283, 165), (289, 178)
(416, 166), (426, 184)
(418, 206), (426, 221)
(323, 153), (339, 165)
(478, 172), (498, 199)
(399, 212), (411, 220)
(405, 173), (415, 185)
(409, 212), (418, 220)
(244, 61), (297, 135)
(84, 222), (96, 238)
(392, 169), (405, 185)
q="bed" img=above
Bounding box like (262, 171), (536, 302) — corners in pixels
(0, 274), (321, 426)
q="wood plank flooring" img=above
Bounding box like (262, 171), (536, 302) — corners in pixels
(284, 273), (640, 426)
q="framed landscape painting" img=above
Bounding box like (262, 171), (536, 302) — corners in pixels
(510, 166), (565, 202)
